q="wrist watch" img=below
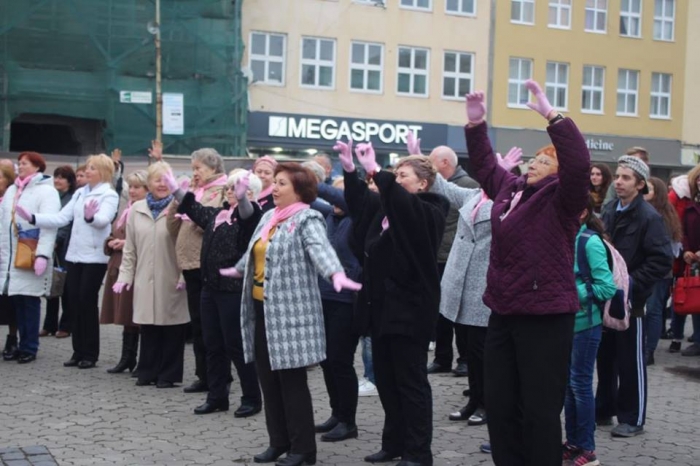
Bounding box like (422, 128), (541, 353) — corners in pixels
(548, 113), (565, 125)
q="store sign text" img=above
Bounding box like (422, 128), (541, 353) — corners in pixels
(586, 139), (615, 151)
(268, 116), (422, 144)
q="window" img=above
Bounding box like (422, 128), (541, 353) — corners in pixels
(400, 0), (432, 10)
(620, 0), (642, 37)
(397, 47), (430, 96)
(650, 72), (672, 118)
(508, 57), (533, 107)
(442, 52), (474, 99)
(585, 0), (607, 33)
(654, 0), (675, 41)
(249, 32), (286, 85)
(300, 37), (335, 89)
(350, 42), (383, 93)
(446, 0), (476, 16)
(545, 62), (569, 110)
(616, 69), (639, 116)
(548, 0), (571, 28)
(511, 0), (535, 24)
(582, 66), (605, 113)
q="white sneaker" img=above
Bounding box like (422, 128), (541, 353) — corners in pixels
(359, 379), (378, 397)
(428, 341), (436, 351)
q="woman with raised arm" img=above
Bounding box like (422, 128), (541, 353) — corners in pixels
(464, 81), (590, 466)
(340, 141), (448, 466)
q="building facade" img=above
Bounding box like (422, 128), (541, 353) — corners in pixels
(681, 0), (700, 166)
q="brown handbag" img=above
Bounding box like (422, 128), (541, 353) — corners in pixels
(12, 206), (37, 270)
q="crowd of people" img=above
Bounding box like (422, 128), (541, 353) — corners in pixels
(0, 79), (694, 466)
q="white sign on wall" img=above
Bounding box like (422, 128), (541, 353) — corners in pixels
(119, 91), (153, 104)
(268, 115), (422, 144)
(163, 93), (184, 135)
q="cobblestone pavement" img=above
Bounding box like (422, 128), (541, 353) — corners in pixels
(1, 320), (699, 465)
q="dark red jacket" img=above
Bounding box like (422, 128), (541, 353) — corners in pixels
(465, 119), (590, 316)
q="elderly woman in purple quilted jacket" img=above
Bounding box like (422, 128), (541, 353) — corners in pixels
(464, 80), (590, 466)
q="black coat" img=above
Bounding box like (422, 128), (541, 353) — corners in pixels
(344, 169), (449, 343)
(602, 194), (673, 314)
(177, 192), (262, 293)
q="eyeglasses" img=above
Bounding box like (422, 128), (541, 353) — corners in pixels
(528, 157), (556, 167)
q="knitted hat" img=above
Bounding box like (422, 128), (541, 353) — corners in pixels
(253, 155), (278, 171)
(618, 155), (650, 194)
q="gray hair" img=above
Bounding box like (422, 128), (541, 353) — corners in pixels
(191, 148), (225, 174)
(227, 171), (263, 200)
(302, 160), (326, 183)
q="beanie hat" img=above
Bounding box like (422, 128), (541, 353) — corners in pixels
(253, 155), (278, 171)
(618, 155), (650, 194)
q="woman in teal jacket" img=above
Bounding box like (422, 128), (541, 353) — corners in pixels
(564, 198), (616, 466)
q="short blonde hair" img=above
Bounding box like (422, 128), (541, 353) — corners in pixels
(85, 154), (115, 183)
(147, 161), (172, 183)
(395, 155), (437, 190)
(125, 170), (148, 189)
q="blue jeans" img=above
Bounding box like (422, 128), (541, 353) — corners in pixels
(565, 325), (602, 452)
(12, 295), (41, 356)
(645, 278), (672, 353)
(671, 311), (700, 344)
(362, 336), (375, 384)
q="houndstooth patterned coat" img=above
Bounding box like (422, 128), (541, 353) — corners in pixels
(237, 208), (344, 371)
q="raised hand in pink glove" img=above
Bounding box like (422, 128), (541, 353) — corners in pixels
(220, 267), (243, 278)
(234, 172), (251, 200)
(176, 281), (186, 291)
(179, 177), (191, 192)
(355, 143), (380, 174)
(33, 257), (47, 276)
(465, 91), (487, 124)
(333, 139), (355, 172)
(84, 199), (100, 221)
(162, 170), (179, 194)
(331, 272), (362, 293)
(14, 205), (32, 222)
(406, 131), (422, 155)
(112, 282), (131, 294)
(496, 147), (523, 172)
(524, 79), (555, 120)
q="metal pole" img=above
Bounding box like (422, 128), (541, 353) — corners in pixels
(155, 0), (162, 143)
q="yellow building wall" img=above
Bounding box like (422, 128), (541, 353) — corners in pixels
(242, 0), (490, 126)
(682, 0), (700, 146)
(491, 0), (687, 139)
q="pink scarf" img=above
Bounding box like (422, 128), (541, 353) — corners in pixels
(13, 173), (40, 203)
(213, 206), (236, 231)
(176, 174), (227, 222)
(260, 202), (309, 242)
(116, 201), (133, 229)
(257, 184), (274, 207)
(500, 190), (523, 221)
(470, 190), (490, 222)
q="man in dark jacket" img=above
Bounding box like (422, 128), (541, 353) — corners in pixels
(597, 155), (673, 438)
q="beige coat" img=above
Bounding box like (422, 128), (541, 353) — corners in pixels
(117, 199), (189, 326)
(167, 175), (225, 271)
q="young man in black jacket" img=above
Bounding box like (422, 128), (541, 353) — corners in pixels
(596, 156), (673, 437)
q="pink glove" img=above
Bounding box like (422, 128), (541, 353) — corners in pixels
(162, 170), (179, 193)
(496, 147), (523, 172)
(333, 139), (355, 172)
(355, 143), (380, 174)
(524, 79), (555, 120)
(84, 199), (100, 221)
(176, 281), (186, 291)
(465, 91), (487, 124)
(33, 257), (47, 276)
(234, 172), (251, 200)
(406, 131), (422, 155)
(220, 267), (243, 278)
(179, 177), (191, 192)
(112, 282), (131, 294)
(331, 272), (362, 293)
(15, 205), (32, 222)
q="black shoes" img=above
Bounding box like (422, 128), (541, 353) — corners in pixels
(364, 450), (401, 463)
(17, 353), (36, 364)
(254, 446), (289, 463)
(63, 357), (80, 367)
(467, 408), (487, 426)
(234, 404), (262, 418)
(78, 360), (96, 369)
(183, 379), (208, 393)
(2, 335), (18, 361)
(156, 381), (175, 389)
(396, 461), (423, 466)
(669, 341), (681, 353)
(194, 400), (229, 415)
(321, 422), (358, 442)
(275, 451), (316, 466)
(135, 379), (155, 386)
(462, 389), (471, 397)
(682, 343), (700, 356)
(107, 332), (139, 374)
(449, 403), (477, 421)
(452, 362), (468, 377)
(314, 415), (339, 433)
(426, 362), (451, 374)
(645, 351), (655, 366)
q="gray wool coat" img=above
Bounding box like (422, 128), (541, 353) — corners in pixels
(431, 175), (493, 328)
(236, 208), (344, 371)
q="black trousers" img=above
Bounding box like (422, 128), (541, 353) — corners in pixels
(465, 325), (487, 409)
(433, 263), (467, 367)
(200, 287), (261, 406)
(484, 312), (574, 466)
(183, 269), (207, 383)
(373, 333), (433, 466)
(254, 301), (315, 455)
(66, 262), (107, 362)
(595, 316), (647, 427)
(44, 285), (71, 334)
(138, 323), (187, 384)
(320, 299), (359, 424)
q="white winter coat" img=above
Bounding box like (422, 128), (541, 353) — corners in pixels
(0, 174), (61, 296)
(33, 183), (119, 264)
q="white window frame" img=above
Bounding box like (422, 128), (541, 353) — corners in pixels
(545, 61), (569, 110)
(581, 65), (605, 114)
(616, 69), (639, 117)
(507, 57), (533, 108)
(442, 51), (475, 101)
(653, 0), (675, 41)
(445, 0), (476, 17)
(585, 0), (607, 33)
(248, 31), (286, 86)
(511, 0), (535, 25)
(620, 0), (642, 38)
(548, 0), (572, 29)
(299, 37), (336, 90)
(349, 41), (384, 94)
(396, 46), (430, 98)
(399, 0), (433, 12)
(650, 72), (672, 119)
